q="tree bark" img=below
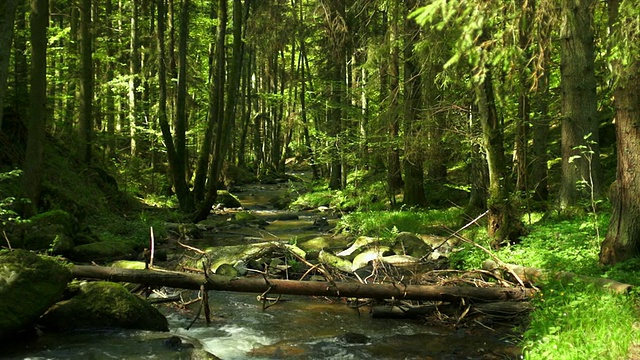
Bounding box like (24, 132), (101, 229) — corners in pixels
(0, 0), (18, 131)
(402, 0), (426, 207)
(78, 0), (93, 164)
(71, 265), (534, 302)
(23, 0), (49, 216)
(558, 0), (601, 210)
(477, 66), (522, 246)
(600, 0), (640, 265)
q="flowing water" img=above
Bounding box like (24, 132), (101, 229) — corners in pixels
(2, 181), (524, 359)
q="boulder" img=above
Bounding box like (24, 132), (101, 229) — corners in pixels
(217, 190), (242, 208)
(392, 232), (433, 258)
(0, 249), (71, 340)
(15, 210), (77, 255)
(39, 281), (168, 332)
(70, 241), (137, 263)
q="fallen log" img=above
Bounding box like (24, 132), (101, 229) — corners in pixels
(71, 265), (534, 302)
(482, 260), (633, 294)
(371, 301), (533, 319)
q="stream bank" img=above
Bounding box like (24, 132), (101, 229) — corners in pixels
(3, 180), (527, 359)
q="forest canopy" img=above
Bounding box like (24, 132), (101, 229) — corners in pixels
(0, 0), (639, 264)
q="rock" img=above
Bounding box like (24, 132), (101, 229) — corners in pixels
(392, 232), (433, 258)
(215, 264), (239, 277)
(70, 241), (137, 263)
(39, 281), (168, 332)
(339, 332), (370, 344)
(312, 217), (329, 227)
(15, 210), (77, 255)
(318, 250), (353, 273)
(351, 247), (392, 271)
(297, 236), (351, 253)
(0, 249), (71, 340)
(217, 190), (242, 208)
(336, 236), (381, 257)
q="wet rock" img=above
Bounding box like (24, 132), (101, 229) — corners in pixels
(312, 217), (329, 227)
(0, 249), (72, 341)
(339, 332), (370, 344)
(351, 247), (393, 271)
(318, 250), (353, 273)
(39, 281), (168, 332)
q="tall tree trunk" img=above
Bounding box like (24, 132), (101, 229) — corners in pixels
(321, 0), (346, 191)
(558, 0), (601, 210)
(23, 0), (49, 216)
(0, 0), (18, 130)
(386, 0), (402, 197)
(105, 0), (116, 159)
(13, 2), (28, 121)
(514, 0), (534, 195)
(529, 10), (552, 202)
(193, 0), (230, 222)
(172, 0), (193, 211)
(78, 0), (93, 164)
(193, 0), (226, 202)
(477, 67), (523, 247)
(402, 0), (426, 207)
(599, 0), (640, 265)
(129, 0), (141, 157)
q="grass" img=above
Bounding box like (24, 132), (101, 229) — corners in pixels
(336, 205), (640, 360)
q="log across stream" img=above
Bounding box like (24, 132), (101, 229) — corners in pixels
(72, 264), (536, 302)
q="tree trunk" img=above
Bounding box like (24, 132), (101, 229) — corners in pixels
(402, 0), (426, 207)
(193, 0), (226, 202)
(0, 0), (18, 130)
(386, 0), (403, 197)
(157, 0), (191, 212)
(172, 0), (193, 212)
(78, 0), (93, 164)
(600, 0), (640, 265)
(71, 265), (534, 302)
(558, 0), (601, 210)
(529, 12), (551, 202)
(129, 0), (141, 157)
(23, 0), (49, 216)
(477, 67), (522, 247)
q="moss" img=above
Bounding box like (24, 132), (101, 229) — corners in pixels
(217, 191), (242, 208)
(40, 281), (168, 331)
(0, 250), (71, 339)
(71, 241), (137, 263)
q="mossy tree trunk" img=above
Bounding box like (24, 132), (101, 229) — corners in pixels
(600, 0), (640, 265)
(477, 67), (523, 247)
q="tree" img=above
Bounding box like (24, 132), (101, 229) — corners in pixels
(78, 0), (93, 163)
(23, 0), (49, 216)
(402, 0), (426, 207)
(558, 0), (602, 210)
(0, 0), (19, 130)
(600, 0), (640, 265)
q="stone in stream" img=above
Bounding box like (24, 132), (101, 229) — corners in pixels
(0, 249), (72, 341)
(39, 281), (168, 332)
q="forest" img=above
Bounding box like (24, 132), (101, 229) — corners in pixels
(0, 0), (639, 359)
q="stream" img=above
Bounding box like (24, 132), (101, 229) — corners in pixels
(2, 181), (524, 360)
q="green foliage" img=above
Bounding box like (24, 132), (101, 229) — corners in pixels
(0, 170), (25, 229)
(339, 207), (464, 240)
(523, 282), (637, 360)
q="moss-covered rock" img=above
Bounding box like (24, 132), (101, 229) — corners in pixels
(39, 281), (168, 332)
(70, 241), (137, 263)
(392, 232), (433, 258)
(0, 249), (71, 341)
(14, 210), (77, 255)
(217, 190), (242, 208)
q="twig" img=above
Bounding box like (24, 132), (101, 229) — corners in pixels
(2, 230), (11, 250)
(150, 226), (155, 268)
